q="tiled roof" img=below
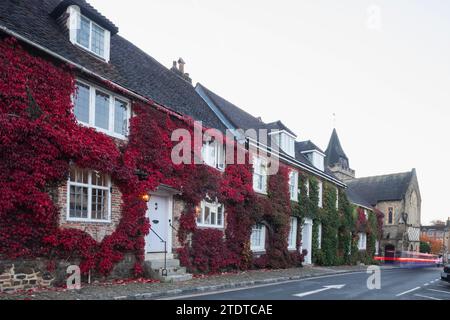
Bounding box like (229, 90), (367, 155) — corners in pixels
(296, 140), (325, 154)
(196, 83), (269, 133)
(346, 170), (415, 206)
(197, 84), (342, 184)
(345, 188), (373, 209)
(0, 0), (227, 132)
(50, 0), (119, 34)
(265, 121), (297, 137)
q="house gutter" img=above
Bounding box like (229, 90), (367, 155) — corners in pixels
(0, 25), (186, 121)
(0, 25), (345, 188)
(247, 140), (346, 188)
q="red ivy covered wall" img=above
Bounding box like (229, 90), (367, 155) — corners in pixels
(0, 38), (303, 277)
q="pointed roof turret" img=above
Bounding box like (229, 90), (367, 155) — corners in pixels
(325, 128), (349, 168)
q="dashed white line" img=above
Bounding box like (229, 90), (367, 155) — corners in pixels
(396, 287), (421, 297)
(424, 283), (429, 286)
(427, 288), (450, 295)
(414, 294), (442, 300)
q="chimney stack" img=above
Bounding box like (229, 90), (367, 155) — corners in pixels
(178, 57), (185, 74)
(170, 57), (192, 84)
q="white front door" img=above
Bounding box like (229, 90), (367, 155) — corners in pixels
(145, 195), (170, 253)
(301, 218), (313, 265)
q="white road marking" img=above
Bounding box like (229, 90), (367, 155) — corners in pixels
(396, 287), (421, 297)
(160, 272), (366, 300)
(414, 294), (442, 300)
(293, 284), (346, 298)
(424, 283), (429, 286)
(427, 288), (450, 295)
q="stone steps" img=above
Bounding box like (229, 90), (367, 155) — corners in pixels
(144, 258), (192, 283)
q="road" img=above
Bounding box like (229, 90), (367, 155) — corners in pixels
(172, 267), (450, 300)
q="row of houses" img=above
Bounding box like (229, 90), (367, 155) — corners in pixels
(0, 0), (421, 286)
(421, 220), (450, 260)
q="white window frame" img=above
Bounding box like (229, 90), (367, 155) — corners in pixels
(318, 223), (322, 249)
(358, 232), (367, 250)
(197, 198), (225, 228)
(201, 139), (225, 171)
(72, 11), (111, 61)
(252, 156), (268, 194)
(305, 179), (310, 197)
(250, 224), (266, 252)
(74, 80), (131, 140)
(67, 168), (112, 223)
(336, 188), (339, 209)
(375, 240), (379, 255)
(318, 181), (323, 208)
(270, 131), (295, 157)
(288, 217), (298, 250)
(289, 171), (299, 202)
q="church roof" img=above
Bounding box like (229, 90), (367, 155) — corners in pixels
(346, 170), (416, 206)
(325, 128), (349, 167)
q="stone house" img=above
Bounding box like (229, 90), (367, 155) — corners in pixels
(324, 129), (422, 257)
(421, 220), (450, 260)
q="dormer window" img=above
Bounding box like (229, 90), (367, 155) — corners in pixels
(66, 5), (111, 62)
(77, 15), (106, 58)
(302, 150), (325, 171)
(271, 131), (295, 157)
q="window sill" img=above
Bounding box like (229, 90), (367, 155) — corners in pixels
(204, 162), (226, 172)
(66, 218), (112, 224)
(197, 224), (224, 229)
(251, 248), (266, 253)
(77, 121), (128, 141)
(73, 42), (108, 63)
(254, 189), (268, 195)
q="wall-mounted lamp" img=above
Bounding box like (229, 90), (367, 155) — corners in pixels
(195, 205), (201, 217)
(141, 194), (151, 203)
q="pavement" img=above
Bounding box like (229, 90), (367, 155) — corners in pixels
(172, 266), (449, 300)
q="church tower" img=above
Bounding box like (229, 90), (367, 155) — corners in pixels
(325, 129), (355, 182)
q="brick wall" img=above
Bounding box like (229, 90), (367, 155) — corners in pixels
(171, 197), (184, 250)
(56, 182), (122, 242)
(170, 196), (228, 253)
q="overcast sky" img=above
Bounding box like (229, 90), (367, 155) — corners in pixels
(89, 0), (450, 225)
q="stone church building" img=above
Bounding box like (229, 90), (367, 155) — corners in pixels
(325, 129), (422, 256)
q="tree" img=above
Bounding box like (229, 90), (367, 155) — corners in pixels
(420, 235), (443, 254)
(420, 241), (431, 254)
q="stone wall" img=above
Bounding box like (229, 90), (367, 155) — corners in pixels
(0, 254), (137, 293)
(0, 260), (54, 293)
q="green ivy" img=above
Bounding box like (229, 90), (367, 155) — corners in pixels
(292, 172), (380, 266)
